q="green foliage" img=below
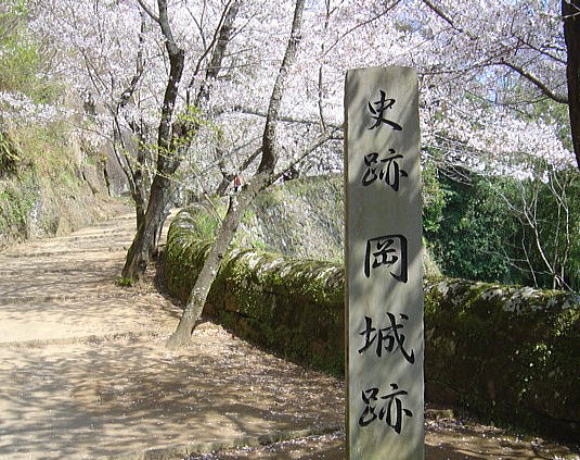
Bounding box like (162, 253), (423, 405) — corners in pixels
(498, 166), (580, 290)
(0, 131), (19, 177)
(193, 210), (221, 239)
(0, 0), (61, 102)
(115, 277), (134, 287)
(0, 123), (106, 246)
(422, 161), (447, 234)
(427, 172), (517, 284)
(0, 168), (38, 240)
(426, 166), (580, 292)
(176, 105), (218, 134)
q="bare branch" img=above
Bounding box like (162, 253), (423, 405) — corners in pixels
(515, 36), (567, 65)
(499, 59), (569, 104)
(273, 129), (337, 182)
(421, 0), (466, 34)
(231, 105), (342, 129)
(323, 0), (403, 58)
(136, 0), (160, 24)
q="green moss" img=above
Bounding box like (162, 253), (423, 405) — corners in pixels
(424, 278), (580, 440)
(164, 207), (345, 375)
(0, 168), (39, 239)
(115, 277), (134, 287)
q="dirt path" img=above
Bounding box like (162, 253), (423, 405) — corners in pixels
(0, 211), (577, 459)
(0, 211), (343, 459)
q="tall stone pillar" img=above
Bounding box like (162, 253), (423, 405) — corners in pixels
(344, 66), (424, 460)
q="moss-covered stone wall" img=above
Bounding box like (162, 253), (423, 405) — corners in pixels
(165, 203), (580, 441)
(424, 278), (579, 440)
(165, 205), (345, 375)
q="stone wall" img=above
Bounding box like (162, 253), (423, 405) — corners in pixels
(424, 278), (579, 440)
(165, 205), (345, 375)
(164, 202), (580, 440)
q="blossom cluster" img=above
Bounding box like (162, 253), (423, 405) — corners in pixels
(22, 0), (574, 184)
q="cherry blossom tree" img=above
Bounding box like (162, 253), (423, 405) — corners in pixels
(26, 0), (577, 300)
(30, 0), (247, 280)
(119, 0), (245, 280)
(403, 0), (573, 172)
(166, 0), (344, 348)
(26, 0), (578, 175)
(563, 0), (580, 170)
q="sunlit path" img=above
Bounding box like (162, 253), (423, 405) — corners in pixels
(0, 212), (342, 459)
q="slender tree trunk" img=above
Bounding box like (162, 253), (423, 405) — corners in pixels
(166, 175), (270, 348)
(215, 174), (234, 196)
(563, 0), (580, 171)
(167, 0), (307, 348)
(134, 197), (146, 231)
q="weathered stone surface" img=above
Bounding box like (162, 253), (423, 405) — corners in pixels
(233, 174), (440, 277)
(344, 66), (424, 459)
(424, 278), (580, 439)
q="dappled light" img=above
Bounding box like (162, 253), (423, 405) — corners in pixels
(0, 329), (343, 459)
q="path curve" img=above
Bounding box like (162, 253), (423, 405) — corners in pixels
(0, 211), (342, 459)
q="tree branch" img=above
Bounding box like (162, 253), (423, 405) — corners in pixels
(155, 0), (185, 172)
(272, 129), (337, 182)
(188, 0), (234, 92)
(258, 0), (306, 175)
(136, 0), (160, 24)
(231, 105), (342, 129)
(194, 0), (241, 106)
(499, 59), (569, 104)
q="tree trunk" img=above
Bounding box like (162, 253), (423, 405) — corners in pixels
(166, 0), (307, 348)
(121, 174), (172, 280)
(134, 196), (146, 232)
(166, 175), (269, 348)
(215, 174), (234, 197)
(563, 0), (580, 171)
(120, 0), (242, 282)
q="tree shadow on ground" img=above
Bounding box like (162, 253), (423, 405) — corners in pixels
(0, 326), (343, 459)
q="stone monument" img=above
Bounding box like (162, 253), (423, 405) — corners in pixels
(344, 66), (425, 459)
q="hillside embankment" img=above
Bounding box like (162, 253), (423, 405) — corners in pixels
(0, 125), (128, 249)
